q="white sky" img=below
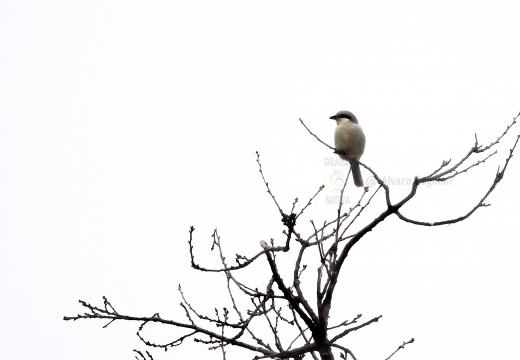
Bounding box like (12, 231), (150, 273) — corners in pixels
(1, 1), (519, 359)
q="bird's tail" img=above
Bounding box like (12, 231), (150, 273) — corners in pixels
(350, 161), (363, 187)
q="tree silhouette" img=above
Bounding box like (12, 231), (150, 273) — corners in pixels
(65, 112), (519, 360)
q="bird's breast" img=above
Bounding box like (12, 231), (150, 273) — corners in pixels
(334, 123), (366, 160)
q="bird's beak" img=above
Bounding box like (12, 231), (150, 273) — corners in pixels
(329, 115), (336, 120)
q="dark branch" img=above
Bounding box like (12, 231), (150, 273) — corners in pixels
(385, 338), (415, 360)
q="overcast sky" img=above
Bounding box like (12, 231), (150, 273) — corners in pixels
(1, 1), (520, 359)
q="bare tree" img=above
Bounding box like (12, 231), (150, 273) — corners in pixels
(64, 112), (519, 360)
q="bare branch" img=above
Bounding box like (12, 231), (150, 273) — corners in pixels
(262, 251), (318, 332)
(299, 118), (336, 152)
(297, 185), (325, 219)
(329, 315), (382, 343)
(327, 314), (362, 331)
(64, 297), (277, 356)
(422, 113), (517, 181)
(331, 344), (358, 360)
(133, 349), (154, 360)
(384, 338), (415, 360)
(397, 132), (520, 226)
(256, 151), (284, 214)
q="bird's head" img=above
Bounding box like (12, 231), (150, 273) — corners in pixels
(329, 110), (358, 124)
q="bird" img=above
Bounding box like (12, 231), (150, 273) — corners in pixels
(330, 110), (366, 187)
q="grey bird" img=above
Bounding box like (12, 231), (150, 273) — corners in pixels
(330, 110), (366, 187)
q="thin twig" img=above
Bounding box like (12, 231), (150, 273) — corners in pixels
(385, 338), (415, 360)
